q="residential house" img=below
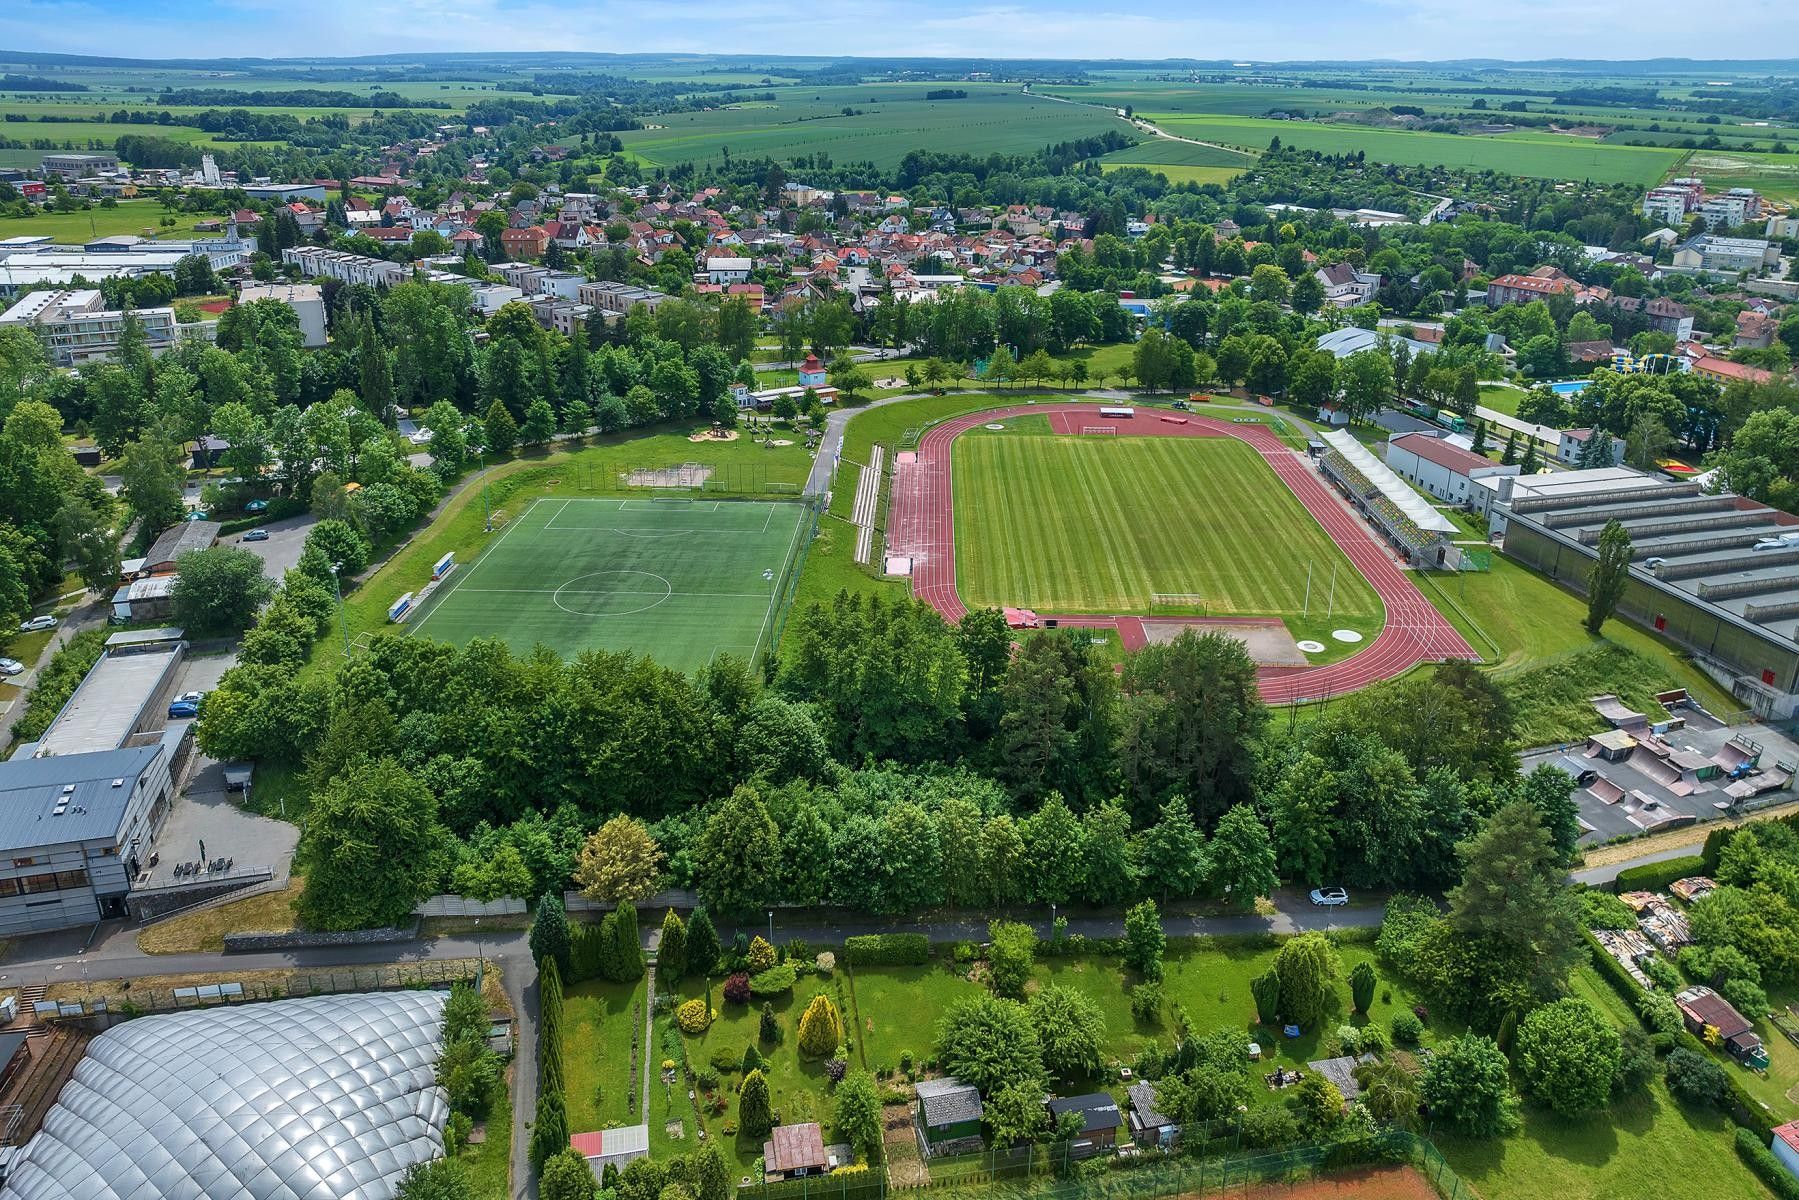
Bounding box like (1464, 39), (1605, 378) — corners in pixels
(914, 1078), (983, 1157)
(500, 226), (550, 260)
(1314, 262), (1380, 307)
(1485, 272), (1578, 308)
(1688, 353), (1782, 387)
(1557, 428), (1625, 467)
(1737, 310), (1777, 349)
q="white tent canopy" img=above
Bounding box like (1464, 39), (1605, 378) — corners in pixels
(1322, 430), (1457, 534)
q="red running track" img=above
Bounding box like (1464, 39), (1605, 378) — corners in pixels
(885, 404), (1476, 704)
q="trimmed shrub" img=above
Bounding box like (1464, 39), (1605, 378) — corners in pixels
(1390, 1011), (1424, 1047)
(1611, 855), (1705, 895)
(722, 973), (751, 1005)
(798, 993), (845, 1057)
(677, 999), (713, 1034)
(750, 963), (798, 996)
(843, 933), (929, 965)
(1666, 1047), (1733, 1110)
(1349, 961), (1376, 1014)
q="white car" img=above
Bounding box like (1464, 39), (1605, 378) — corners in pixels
(1309, 887), (1350, 907)
(18, 615), (56, 633)
(0, 658), (22, 676)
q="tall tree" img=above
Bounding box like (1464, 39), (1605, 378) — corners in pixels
(1584, 518), (1632, 634)
(297, 757), (441, 931)
(574, 815), (665, 903)
(1207, 805), (1278, 907)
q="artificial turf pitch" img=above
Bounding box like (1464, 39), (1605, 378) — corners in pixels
(952, 434), (1384, 619)
(406, 497), (811, 672)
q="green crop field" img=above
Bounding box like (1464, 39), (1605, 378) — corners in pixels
(1148, 114), (1682, 184)
(404, 496), (812, 672)
(619, 88), (1133, 170)
(951, 433), (1383, 620)
(1097, 137), (1255, 185)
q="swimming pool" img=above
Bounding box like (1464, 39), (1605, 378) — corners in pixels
(1549, 380), (1590, 396)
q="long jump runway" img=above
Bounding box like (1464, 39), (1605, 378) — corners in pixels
(885, 404), (1476, 704)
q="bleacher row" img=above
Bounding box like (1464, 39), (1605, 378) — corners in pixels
(1319, 450), (1439, 557)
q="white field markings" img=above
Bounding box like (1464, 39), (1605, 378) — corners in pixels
(407, 496), (551, 636)
(749, 503), (813, 668)
(539, 498), (576, 530)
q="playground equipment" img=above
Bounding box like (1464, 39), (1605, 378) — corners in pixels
(1608, 351), (1683, 376)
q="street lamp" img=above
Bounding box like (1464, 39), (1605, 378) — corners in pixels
(767, 910), (774, 947)
(473, 918), (484, 987)
(472, 437), (492, 530)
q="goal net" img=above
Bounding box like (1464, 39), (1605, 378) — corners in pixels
(347, 631), (376, 657)
(1149, 593), (1209, 615)
(652, 489), (694, 504)
(1081, 425), (1118, 436)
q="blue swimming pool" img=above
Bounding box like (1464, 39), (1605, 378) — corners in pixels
(1549, 380), (1590, 396)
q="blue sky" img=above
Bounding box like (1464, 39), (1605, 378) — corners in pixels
(5, 0), (1797, 63)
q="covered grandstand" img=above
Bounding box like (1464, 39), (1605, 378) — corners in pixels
(1495, 468), (1799, 718)
(1317, 430), (1460, 568)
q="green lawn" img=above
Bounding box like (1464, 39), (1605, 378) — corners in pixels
(848, 936), (1449, 1099)
(1439, 1090), (1769, 1200)
(1477, 385), (1526, 418)
(564, 978), (649, 1135)
(1414, 554), (1738, 741)
(405, 496), (811, 673)
(0, 199), (205, 245)
(311, 421), (811, 678)
(952, 434), (1383, 621)
(459, 1081), (513, 1199)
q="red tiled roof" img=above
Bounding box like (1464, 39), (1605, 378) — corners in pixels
(1691, 355), (1779, 384)
(764, 1124), (827, 1173)
(1391, 432), (1498, 476)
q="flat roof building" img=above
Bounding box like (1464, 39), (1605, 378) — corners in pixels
(1384, 431), (1518, 505)
(40, 152), (118, 178)
(1493, 469), (1799, 717)
(0, 289), (178, 368)
(237, 282), (326, 348)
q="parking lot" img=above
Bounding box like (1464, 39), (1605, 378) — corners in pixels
(226, 512), (316, 581)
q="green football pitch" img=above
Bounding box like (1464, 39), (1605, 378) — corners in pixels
(405, 497), (813, 672)
(953, 434), (1383, 619)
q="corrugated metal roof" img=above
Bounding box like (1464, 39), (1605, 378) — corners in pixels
(143, 521), (220, 569)
(0, 745), (161, 853)
(916, 1077), (983, 1126)
(34, 647), (179, 758)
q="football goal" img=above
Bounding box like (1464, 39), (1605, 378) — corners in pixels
(1149, 593), (1209, 615)
(1080, 425), (1118, 436)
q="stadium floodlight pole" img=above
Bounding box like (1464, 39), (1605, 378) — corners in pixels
(330, 562), (349, 656)
(1327, 562), (1338, 619)
(1303, 561), (1312, 618)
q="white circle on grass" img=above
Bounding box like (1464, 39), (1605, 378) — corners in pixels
(985, 423), (1006, 431)
(553, 570), (674, 617)
(1295, 640), (1326, 654)
(1331, 629), (1363, 643)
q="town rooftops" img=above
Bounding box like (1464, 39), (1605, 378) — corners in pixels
(0, 744), (162, 853)
(764, 1123), (828, 1173)
(915, 1077), (983, 1127)
(1046, 1093), (1122, 1135)
(1389, 431), (1500, 476)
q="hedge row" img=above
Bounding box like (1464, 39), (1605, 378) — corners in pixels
(843, 933), (929, 966)
(1611, 855), (1706, 895)
(1735, 1128), (1799, 1200)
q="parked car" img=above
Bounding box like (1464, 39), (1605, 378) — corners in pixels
(1309, 887), (1350, 907)
(18, 615), (56, 632)
(243, 499), (269, 514)
(168, 691), (205, 718)
(241, 529), (270, 542)
(0, 658), (22, 676)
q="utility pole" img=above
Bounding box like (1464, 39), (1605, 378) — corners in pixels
(330, 563), (349, 656)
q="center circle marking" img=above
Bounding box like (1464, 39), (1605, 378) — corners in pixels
(552, 570), (674, 617)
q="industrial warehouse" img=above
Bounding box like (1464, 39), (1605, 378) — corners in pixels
(1489, 469), (1799, 719)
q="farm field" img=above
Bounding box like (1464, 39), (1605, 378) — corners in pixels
(619, 88), (1132, 170)
(405, 495), (811, 673)
(1676, 149), (1799, 204)
(1097, 136), (1256, 184)
(1148, 114), (1681, 184)
(0, 119), (268, 150)
(1102, 163), (1245, 186)
(951, 433), (1383, 622)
